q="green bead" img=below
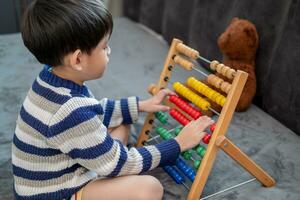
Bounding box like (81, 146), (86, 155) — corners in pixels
(155, 127), (163, 134)
(193, 144), (200, 151)
(155, 111), (168, 124)
(182, 150), (193, 160)
(165, 133), (173, 140)
(196, 146), (206, 157)
(161, 132), (168, 140)
(155, 126), (173, 140)
(160, 116), (168, 124)
(156, 127), (165, 138)
(174, 127), (183, 136)
(194, 160), (201, 169)
(154, 111), (162, 118)
(162, 132), (168, 139)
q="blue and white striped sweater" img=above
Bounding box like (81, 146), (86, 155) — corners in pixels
(12, 66), (181, 200)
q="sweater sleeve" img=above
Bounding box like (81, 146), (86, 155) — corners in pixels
(47, 97), (180, 177)
(99, 96), (139, 128)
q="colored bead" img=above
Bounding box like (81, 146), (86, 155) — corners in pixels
(186, 77), (227, 107)
(176, 158), (196, 182)
(202, 134), (211, 144)
(210, 124), (216, 132)
(194, 160), (201, 169)
(169, 95), (202, 120)
(155, 127), (173, 140)
(170, 108), (190, 126)
(155, 111), (168, 124)
(174, 127), (182, 136)
(163, 166), (185, 184)
(182, 150), (193, 160)
(195, 145), (206, 157)
(164, 133), (173, 140)
(173, 82), (211, 110)
(210, 60), (219, 70)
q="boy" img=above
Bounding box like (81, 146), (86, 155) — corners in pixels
(12, 0), (214, 200)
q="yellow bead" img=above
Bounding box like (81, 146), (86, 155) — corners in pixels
(221, 98), (226, 106)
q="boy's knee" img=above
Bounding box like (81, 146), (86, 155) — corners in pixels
(137, 176), (164, 200)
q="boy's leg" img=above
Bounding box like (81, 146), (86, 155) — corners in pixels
(108, 124), (131, 145)
(81, 175), (164, 200)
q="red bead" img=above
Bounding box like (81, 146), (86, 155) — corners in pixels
(170, 108), (190, 126)
(194, 112), (201, 119)
(202, 134), (211, 144)
(210, 124), (216, 132)
(169, 95), (203, 120)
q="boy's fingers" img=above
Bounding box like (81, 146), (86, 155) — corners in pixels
(196, 116), (209, 122)
(156, 90), (168, 99)
(196, 116), (214, 125)
(160, 88), (175, 96)
(155, 105), (170, 112)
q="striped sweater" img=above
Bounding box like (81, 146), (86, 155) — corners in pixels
(12, 66), (181, 200)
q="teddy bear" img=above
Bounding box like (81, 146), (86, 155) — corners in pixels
(205, 17), (259, 112)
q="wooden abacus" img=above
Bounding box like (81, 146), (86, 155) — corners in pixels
(136, 38), (275, 200)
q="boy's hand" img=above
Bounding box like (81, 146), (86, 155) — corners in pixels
(175, 116), (214, 152)
(138, 89), (175, 113)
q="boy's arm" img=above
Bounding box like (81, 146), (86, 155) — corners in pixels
(98, 89), (174, 128)
(99, 96), (139, 128)
(48, 97), (180, 177)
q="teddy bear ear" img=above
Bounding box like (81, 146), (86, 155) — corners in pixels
(244, 27), (258, 47)
(244, 27), (255, 38)
(230, 17), (239, 24)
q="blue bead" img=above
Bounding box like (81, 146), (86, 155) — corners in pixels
(163, 166), (185, 184)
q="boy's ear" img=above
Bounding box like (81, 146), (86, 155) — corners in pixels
(70, 49), (83, 71)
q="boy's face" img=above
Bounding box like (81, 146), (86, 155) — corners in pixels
(82, 35), (111, 80)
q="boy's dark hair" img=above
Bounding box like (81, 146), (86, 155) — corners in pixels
(21, 0), (113, 66)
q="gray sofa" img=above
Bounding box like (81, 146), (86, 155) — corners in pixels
(124, 0), (300, 136)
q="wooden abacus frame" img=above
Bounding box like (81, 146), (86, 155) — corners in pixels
(136, 38), (275, 200)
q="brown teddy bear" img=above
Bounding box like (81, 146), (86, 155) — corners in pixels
(205, 17), (259, 112)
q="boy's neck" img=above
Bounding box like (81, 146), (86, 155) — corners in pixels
(51, 66), (84, 86)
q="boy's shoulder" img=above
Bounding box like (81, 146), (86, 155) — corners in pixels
(25, 66), (103, 123)
(48, 95), (104, 127)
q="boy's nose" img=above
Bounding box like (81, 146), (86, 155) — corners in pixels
(107, 46), (111, 56)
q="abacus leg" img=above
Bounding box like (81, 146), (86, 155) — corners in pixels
(216, 136), (275, 187)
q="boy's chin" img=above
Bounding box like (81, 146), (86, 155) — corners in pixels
(96, 72), (105, 79)
(86, 73), (104, 81)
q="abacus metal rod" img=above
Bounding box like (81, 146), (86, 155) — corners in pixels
(209, 107), (220, 116)
(146, 135), (160, 143)
(197, 55), (211, 64)
(182, 182), (190, 190)
(192, 66), (209, 77)
(199, 178), (256, 200)
(144, 132), (161, 146)
(173, 63), (209, 78)
(167, 125), (183, 133)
